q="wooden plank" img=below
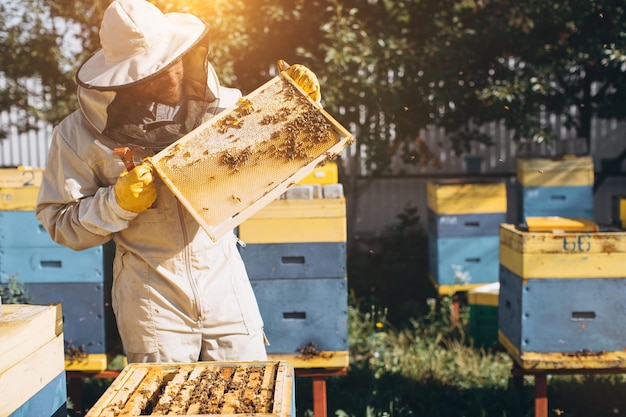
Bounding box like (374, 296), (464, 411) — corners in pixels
(119, 367), (164, 415)
(151, 366), (192, 415)
(87, 366), (149, 417)
(184, 365), (222, 415)
(166, 365), (207, 415)
(0, 167), (43, 187)
(242, 366), (262, 407)
(268, 352), (349, 370)
(0, 333), (64, 416)
(499, 331), (626, 370)
(65, 354), (109, 372)
(525, 216), (599, 232)
(271, 362), (294, 417)
(259, 363), (277, 413)
(220, 365), (247, 414)
(0, 304), (62, 374)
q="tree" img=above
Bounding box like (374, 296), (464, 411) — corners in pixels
(3, 0), (626, 174)
(422, 0), (626, 154)
(0, 0), (82, 138)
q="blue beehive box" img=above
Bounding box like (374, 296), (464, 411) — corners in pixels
(498, 223), (626, 370)
(519, 185), (594, 220)
(241, 242), (346, 280)
(22, 282), (109, 355)
(0, 210), (118, 371)
(428, 210), (506, 238)
(428, 233), (500, 292)
(517, 156), (595, 222)
(427, 180), (506, 295)
(252, 277), (348, 354)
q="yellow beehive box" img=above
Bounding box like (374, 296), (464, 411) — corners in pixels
(468, 282), (500, 307)
(86, 361), (294, 417)
(517, 155), (594, 187)
(297, 161), (338, 185)
(525, 216), (599, 232)
(426, 180), (507, 214)
(499, 223), (626, 278)
(238, 198), (346, 243)
(0, 303), (65, 416)
(0, 166), (43, 211)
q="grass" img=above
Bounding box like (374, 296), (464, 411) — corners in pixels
(292, 292), (626, 417)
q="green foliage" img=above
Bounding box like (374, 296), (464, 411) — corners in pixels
(347, 205), (435, 325)
(0, 274), (32, 304)
(0, 0), (79, 138)
(424, 0), (626, 152)
(4, 0), (626, 172)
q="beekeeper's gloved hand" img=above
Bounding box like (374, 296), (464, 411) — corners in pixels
(114, 161), (157, 213)
(278, 60), (321, 104)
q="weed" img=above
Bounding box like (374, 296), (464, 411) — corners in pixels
(0, 273), (32, 304)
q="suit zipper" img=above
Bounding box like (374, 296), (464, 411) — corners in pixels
(178, 201), (202, 322)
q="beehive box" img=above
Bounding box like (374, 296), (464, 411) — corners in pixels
(428, 234), (500, 294)
(241, 242), (346, 280)
(516, 155), (594, 187)
(0, 211), (119, 371)
(426, 180), (507, 215)
(499, 223), (626, 279)
(498, 224), (626, 370)
(238, 198), (346, 244)
(516, 156), (594, 221)
(518, 185), (594, 220)
(0, 166), (43, 211)
(296, 161), (338, 185)
(0, 304), (67, 417)
(151, 73), (354, 242)
(468, 282), (499, 348)
(428, 211), (506, 238)
(86, 361), (294, 417)
(252, 277), (348, 356)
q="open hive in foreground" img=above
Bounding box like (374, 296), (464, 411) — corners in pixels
(86, 361), (294, 417)
(151, 73), (355, 242)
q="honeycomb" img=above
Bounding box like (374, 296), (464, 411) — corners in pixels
(86, 361), (292, 417)
(151, 74), (354, 241)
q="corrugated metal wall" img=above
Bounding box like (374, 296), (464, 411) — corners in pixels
(0, 77), (54, 168)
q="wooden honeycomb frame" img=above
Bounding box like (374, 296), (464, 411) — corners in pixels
(85, 361), (293, 417)
(151, 72), (355, 242)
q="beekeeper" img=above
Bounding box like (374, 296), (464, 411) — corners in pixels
(36, 0), (321, 363)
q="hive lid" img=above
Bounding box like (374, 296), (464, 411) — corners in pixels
(151, 72), (354, 242)
(525, 216), (599, 232)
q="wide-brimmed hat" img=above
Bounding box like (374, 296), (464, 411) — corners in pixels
(76, 0), (208, 90)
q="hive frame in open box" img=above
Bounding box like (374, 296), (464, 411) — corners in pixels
(85, 361), (294, 417)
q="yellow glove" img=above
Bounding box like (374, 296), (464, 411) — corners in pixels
(278, 60), (321, 104)
(114, 161), (157, 213)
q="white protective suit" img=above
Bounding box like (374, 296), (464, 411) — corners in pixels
(35, 45), (267, 364)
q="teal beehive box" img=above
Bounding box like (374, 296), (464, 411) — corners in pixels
(468, 282), (499, 348)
